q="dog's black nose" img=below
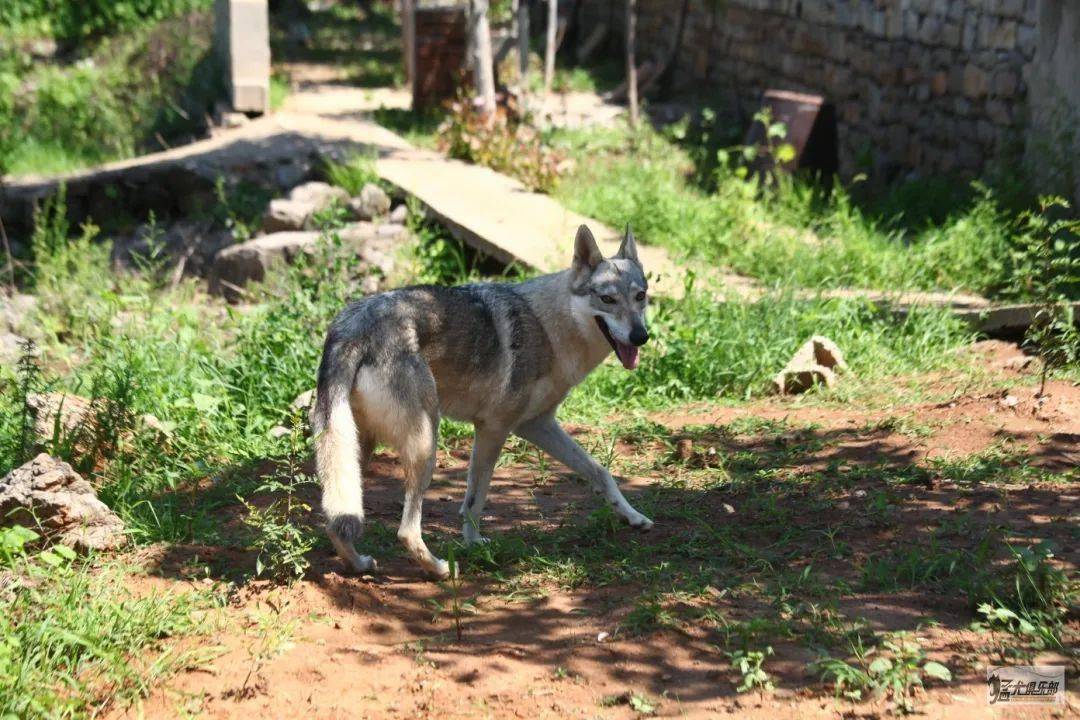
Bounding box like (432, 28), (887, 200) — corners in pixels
(630, 326), (649, 346)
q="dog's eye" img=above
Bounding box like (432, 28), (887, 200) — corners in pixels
(636, 291), (647, 302)
(599, 295), (616, 304)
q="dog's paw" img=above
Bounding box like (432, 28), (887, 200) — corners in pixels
(427, 558), (452, 580)
(350, 554), (378, 573)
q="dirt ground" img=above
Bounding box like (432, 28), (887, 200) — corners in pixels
(112, 342), (1077, 719)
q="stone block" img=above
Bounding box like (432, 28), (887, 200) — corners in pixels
(962, 64), (988, 97)
(214, 0), (270, 114)
(992, 69), (1019, 97)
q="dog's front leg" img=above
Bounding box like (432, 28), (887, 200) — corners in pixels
(460, 427), (508, 544)
(515, 414), (653, 529)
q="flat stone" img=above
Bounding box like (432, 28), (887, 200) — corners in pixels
(0, 454), (126, 552)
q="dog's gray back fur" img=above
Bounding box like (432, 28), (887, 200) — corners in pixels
(313, 225), (652, 578)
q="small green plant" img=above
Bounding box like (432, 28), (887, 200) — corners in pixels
(428, 547), (476, 642)
(974, 541), (1073, 650)
(727, 646), (774, 693)
(1012, 197), (1080, 396)
(813, 632), (951, 714)
(240, 464), (318, 584)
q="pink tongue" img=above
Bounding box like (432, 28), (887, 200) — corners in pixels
(615, 342), (639, 370)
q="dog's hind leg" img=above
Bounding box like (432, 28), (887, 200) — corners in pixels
(385, 358), (449, 578)
(516, 413), (653, 529)
(460, 426), (508, 545)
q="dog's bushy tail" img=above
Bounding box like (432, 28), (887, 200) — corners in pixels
(312, 336), (364, 544)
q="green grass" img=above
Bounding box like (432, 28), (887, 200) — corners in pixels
(552, 124), (1062, 301)
(0, 527), (220, 718)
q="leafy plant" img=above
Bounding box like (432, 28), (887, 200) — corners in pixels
(240, 469), (318, 584)
(974, 541), (1073, 650)
(727, 646), (774, 693)
(1011, 197), (1080, 396)
(813, 632), (951, 714)
(438, 94), (563, 193)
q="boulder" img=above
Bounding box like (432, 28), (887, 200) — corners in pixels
(209, 222), (405, 301)
(771, 336), (849, 394)
(209, 231), (321, 300)
(347, 183), (391, 221)
(25, 393), (94, 446)
(388, 204), (409, 225)
(0, 454), (126, 551)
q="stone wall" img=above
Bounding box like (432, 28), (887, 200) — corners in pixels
(580, 0), (1040, 181)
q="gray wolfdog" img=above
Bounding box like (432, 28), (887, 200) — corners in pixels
(312, 224), (652, 578)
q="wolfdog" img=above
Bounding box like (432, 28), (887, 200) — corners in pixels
(312, 224), (652, 578)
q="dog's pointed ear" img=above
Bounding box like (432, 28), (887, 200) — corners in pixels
(573, 224), (604, 271)
(616, 224), (639, 264)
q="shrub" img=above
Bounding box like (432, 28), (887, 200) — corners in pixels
(0, 0), (211, 40)
(438, 94), (563, 193)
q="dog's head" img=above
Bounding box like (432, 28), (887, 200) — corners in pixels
(570, 224), (649, 370)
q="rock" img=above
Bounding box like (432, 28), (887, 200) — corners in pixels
(209, 220), (403, 301)
(0, 454), (126, 552)
(999, 394), (1019, 408)
(209, 231), (321, 300)
(1002, 355), (1034, 371)
(388, 204), (409, 225)
(1, 293), (37, 331)
(347, 183), (392, 221)
(26, 393), (94, 446)
(289, 181), (350, 209)
(721, 503), (735, 515)
(262, 198), (317, 233)
(262, 182), (349, 232)
(376, 224), (409, 242)
(771, 336), (849, 394)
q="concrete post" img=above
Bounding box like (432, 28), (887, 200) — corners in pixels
(215, 0), (271, 115)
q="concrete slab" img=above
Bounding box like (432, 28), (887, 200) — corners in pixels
(375, 149), (687, 296)
(215, 0), (271, 114)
